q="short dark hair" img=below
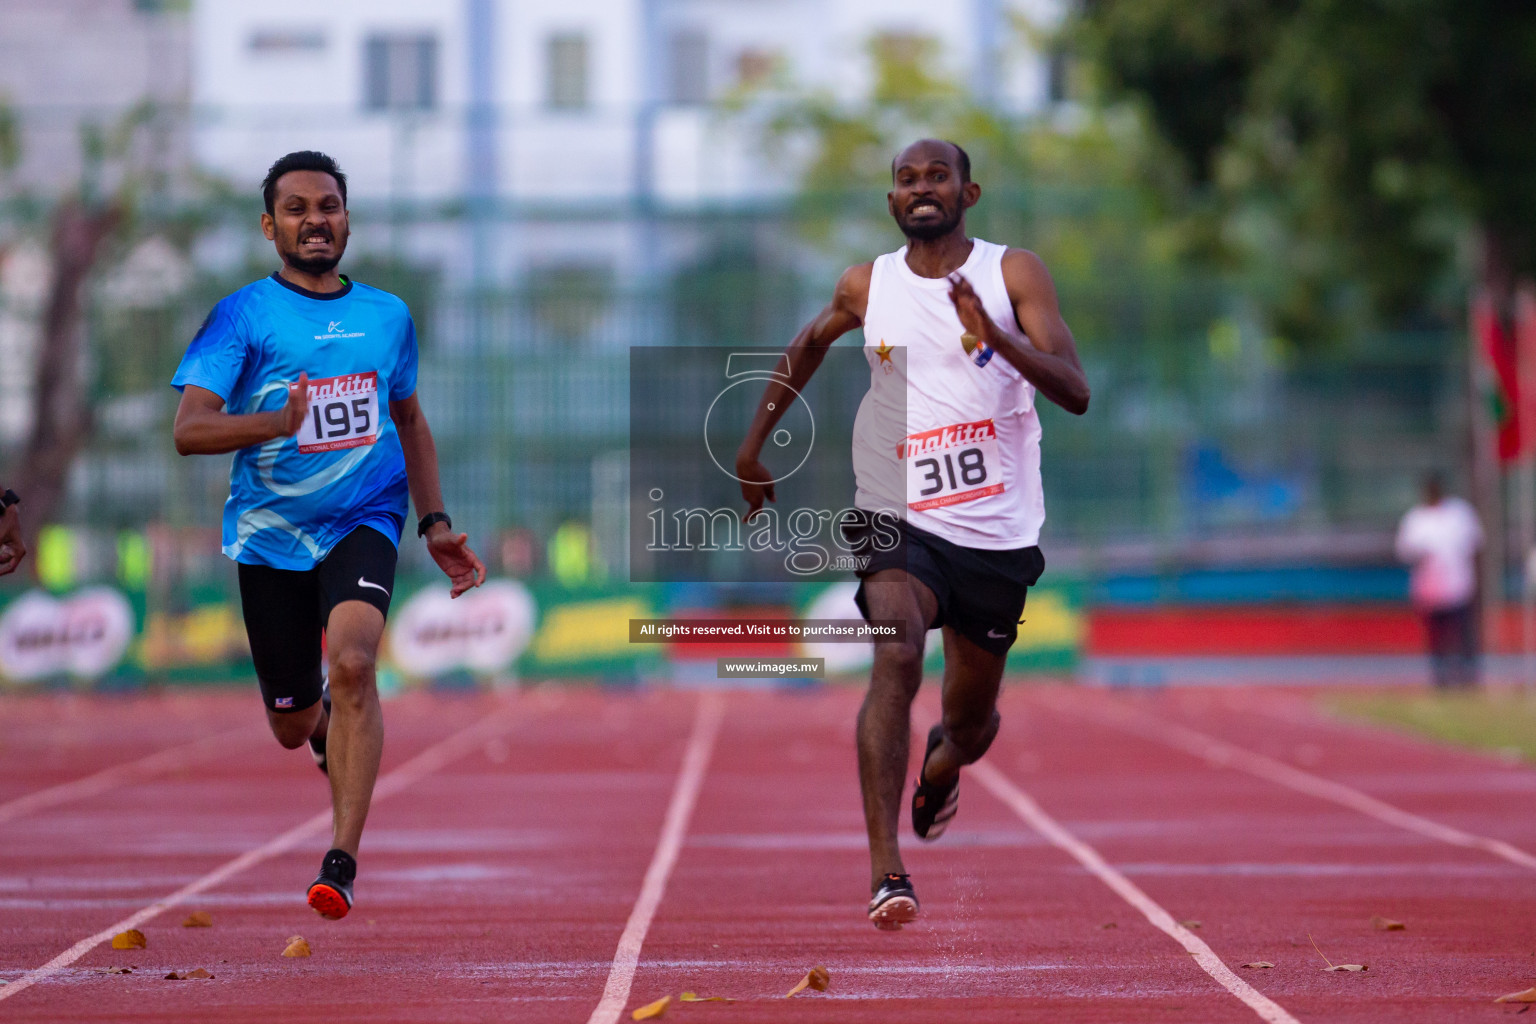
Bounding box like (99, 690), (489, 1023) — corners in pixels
(948, 141), (971, 182)
(890, 141), (970, 183)
(261, 151), (348, 214)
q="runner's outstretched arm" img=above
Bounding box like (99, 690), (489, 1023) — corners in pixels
(948, 250), (1089, 415)
(735, 263), (872, 520)
(390, 393), (486, 598)
(173, 375), (310, 455)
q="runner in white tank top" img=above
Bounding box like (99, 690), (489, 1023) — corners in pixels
(854, 237), (1045, 549)
(733, 140), (1089, 931)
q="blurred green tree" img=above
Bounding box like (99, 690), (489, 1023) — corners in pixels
(1078, 0), (1536, 340)
(736, 27), (1226, 362)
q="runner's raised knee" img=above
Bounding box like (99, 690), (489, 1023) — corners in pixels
(268, 705), (320, 749)
(872, 637), (925, 681)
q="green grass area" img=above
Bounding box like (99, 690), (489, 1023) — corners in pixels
(1327, 690), (1536, 763)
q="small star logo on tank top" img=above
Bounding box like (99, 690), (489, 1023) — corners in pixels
(874, 339), (895, 374)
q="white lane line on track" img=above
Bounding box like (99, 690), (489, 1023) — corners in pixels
(0, 705), (520, 1006)
(1052, 696), (1536, 872)
(0, 726), (259, 827)
(586, 692), (725, 1024)
(968, 760), (1303, 1024)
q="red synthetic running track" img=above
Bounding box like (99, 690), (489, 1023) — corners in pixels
(1, 683), (1534, 1021)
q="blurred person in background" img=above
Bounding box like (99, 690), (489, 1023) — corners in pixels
(0, 488), (22, 575)
(1395, 473), (1483, 688)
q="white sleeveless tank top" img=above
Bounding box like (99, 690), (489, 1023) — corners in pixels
(851, 238), (1045, 549)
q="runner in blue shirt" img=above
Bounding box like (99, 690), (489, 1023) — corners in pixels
(172, 151), (485, 920)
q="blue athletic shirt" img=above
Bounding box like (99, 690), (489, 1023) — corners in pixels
(171, 273), (418, 570)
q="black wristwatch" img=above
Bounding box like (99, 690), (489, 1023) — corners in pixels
(417, 511), (451, 537)
(1, 489), (18, 512)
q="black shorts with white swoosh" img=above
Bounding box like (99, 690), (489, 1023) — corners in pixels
(842, 514), (1044, 656)
(237, 525), (398, 713)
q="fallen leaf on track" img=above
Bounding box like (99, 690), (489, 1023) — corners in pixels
(164, 968), (213, 980)
(281, 937), (311, 958)
(1496, 988), (1536, 1003)
(1370, 916), (1405, 931)
(1307, 932), (1366, 972)
(631, 995), (670, 1019)
(110, 929), (146, 950)
(1100, 922), (1118, 930)
(182, 911), (212, 928)
(93, 967), (133, 975)
(1241, 962), (1275, 969)
(786, 965), (830, 997)
(680, 992), (732, 1003)
(1180, 920), (1202, 930)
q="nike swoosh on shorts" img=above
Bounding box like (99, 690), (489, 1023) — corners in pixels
(987, 629), (1008, 639)
(358, 577), (390, 596)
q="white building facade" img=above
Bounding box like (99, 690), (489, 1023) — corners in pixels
(190, 0), (1062, 209)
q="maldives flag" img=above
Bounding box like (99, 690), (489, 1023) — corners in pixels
(1474, 293), (1523, 462)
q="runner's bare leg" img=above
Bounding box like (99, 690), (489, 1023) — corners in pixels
(919, 628), (1007, 786)
(323, 600), (386, 856)
(857, 569), (938, 889)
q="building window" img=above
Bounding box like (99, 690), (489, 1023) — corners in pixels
(546, 33), (589, 111)
(364, 34), (438, 112)
(667, 30), (708, 105)
(1047, 49), (1069, 103)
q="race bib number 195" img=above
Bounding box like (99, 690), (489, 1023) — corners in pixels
(902, 418), (1006, 511)
(296, 372), (380, 454)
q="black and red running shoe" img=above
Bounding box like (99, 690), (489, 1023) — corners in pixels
(307, 848), (355, 920)
(868, 873), (919, 931)
(911, 724), (959, 840)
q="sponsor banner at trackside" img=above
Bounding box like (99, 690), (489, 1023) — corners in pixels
(390, 580), (537, 677)
(0, 578), (1079, 685)
(0, 588), (136, 681)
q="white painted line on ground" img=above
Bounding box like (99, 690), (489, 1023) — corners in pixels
(1054, 695), (1536, 872)
(0, 705), (521, 1005)
(0, 727), (259, 827)
(968, 760), (1303, 1024)
(586, 693), (725, 1024)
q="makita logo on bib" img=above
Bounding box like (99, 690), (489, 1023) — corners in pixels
(314, 320), (365, 340)
(898, 419), (998, 459)
(306, 372), (377, 402)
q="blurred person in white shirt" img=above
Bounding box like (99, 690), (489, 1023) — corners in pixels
(1395, 473), (1483, 688)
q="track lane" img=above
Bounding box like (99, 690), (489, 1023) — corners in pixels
(0, 693), (260, 809)
(1039, 689), (1536, 870)
(0, 693), (523, 1006)
(0, 726), (262, 827)
(0, 690), (706, 1022)
(587, 692), (724, 1024)
(5, 684), (1535, 1021)
(1007, 687), (1536, 1021)
(620, 689), (1271, 1023)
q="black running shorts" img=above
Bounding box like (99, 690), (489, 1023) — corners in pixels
(842, 513), (1045, 656)
(237, 526), (399, 714)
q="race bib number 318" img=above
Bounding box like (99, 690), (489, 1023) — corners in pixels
(902, 418), (1005, 511)
(296, 372), (380, 454)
